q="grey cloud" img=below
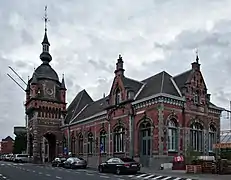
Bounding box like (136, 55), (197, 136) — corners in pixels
(2, 0), (231, 139)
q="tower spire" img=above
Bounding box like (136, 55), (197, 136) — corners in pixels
(40, 5), (52, 64)
(114, 54), (125, 76)
(44, 5), (48, 32)
(191, 48), (200, 71)
(195, 48), (199, 63)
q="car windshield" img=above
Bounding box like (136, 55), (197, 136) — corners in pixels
(120, 158), (135, 162)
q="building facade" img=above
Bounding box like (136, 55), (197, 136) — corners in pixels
(61, 55), (223, 168)
(26, 25), (223, 167)
(0, 136), (14, 154)
(25, 27), (67, 163)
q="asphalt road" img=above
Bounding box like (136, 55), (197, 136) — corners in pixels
(0, 161), (221, 180)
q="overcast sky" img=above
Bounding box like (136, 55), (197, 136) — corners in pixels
(1, 0), (231, 140)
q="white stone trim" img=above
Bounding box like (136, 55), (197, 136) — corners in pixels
(134, 83), (146, 100)
(70, 104), (89, 124)
(170, 77), (182, 97)
(136, 110), (146, 115)
(132, 93), (185, 105)
(71, 110), (107, 125)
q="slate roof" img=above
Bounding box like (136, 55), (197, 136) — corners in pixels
(71, 96), (108, 123)
(136, 71), (181, 100)
(64, 89), (93, 124)
(121, 76), (143, 94)
(173, 70), (193, 89)
(66, 66), (220, 124)
(2, 136), (14, 142)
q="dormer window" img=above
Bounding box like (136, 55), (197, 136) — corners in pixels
(127, 90), (135, 99)
(115, 88), (121, 105)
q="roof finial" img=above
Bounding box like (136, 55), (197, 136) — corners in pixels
(119, 54), (122, 60)
(195, 48), (199, 63)
(62, 73), (64, 79)
(43, 5), (49, 32)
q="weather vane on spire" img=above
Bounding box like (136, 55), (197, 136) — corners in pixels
(43, 5), (50, 32)
(195, 48), (199, 63)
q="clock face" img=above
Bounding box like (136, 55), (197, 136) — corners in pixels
(46, 88), (54, 96)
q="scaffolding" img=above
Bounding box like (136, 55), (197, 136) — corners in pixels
(214, 102), (231, 149)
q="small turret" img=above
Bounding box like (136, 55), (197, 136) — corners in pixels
(114, 54), (125, 76)
(191, 49), (200, 71)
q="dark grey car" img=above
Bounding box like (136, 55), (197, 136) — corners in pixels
(63, 157), (87, 169)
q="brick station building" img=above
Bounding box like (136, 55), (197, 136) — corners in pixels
(25, 25), (223, 167)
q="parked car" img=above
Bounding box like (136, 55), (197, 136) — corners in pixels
(98, 157), (140, 175)
(14, 154), (29, 163)
(52, 157), (67, 167)
(5, 154), (11, 161)
(63, 157), (87, 169)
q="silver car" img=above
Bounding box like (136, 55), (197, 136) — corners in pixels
(63, 157), (87, 169)
(14, 154), (29, 163)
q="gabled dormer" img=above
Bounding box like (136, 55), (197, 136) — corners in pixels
(173, 53), (208, 109)
(108, 55), (143, 106)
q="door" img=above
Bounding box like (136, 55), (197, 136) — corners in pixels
(139, 122), (151, 167)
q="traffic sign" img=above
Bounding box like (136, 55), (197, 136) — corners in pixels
(100, 143), (104, 153)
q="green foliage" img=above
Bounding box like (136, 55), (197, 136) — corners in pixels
(185, 145), (201, 164)
(13, 133), (27, 154)
(220, 149), (231, 160)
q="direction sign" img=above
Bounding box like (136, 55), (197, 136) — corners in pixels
(100, 143), (104, 153)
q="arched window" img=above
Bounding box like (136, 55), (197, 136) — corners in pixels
(168, 120), (178, 151)
(71, 136), (76, 156)
(100, 130), (107, 153)
(190, 122), (203, 151)
(139, 121), (151, 156)
(209, 125), (216, 152)
(78, 133), (83, 155)
(113, 126), (125, 153)
(87, 132), (94, 154)
(115, 88), (121, 104)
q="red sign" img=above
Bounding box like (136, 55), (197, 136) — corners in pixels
(174, 155), (184, 162)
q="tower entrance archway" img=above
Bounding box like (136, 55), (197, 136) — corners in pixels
(42, 133), (56, 162)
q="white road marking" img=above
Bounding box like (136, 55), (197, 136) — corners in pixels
(173, 178), (182, 180)
(152, 176), (162, 179)
(46, 174), (51, 176)
(162, 177), (172, 180)
(39, 172), (43, 174)
(136, 174), (148, 178)
(33, 170), (36, 173)
(117, 178), (125, 180)
(2, 176), (6, 179)
(56, 176), (62, 179)
(100, 175), (110, 178)
(186, 179), (192, 180)
(143, 174), (155, 179)
(0, 174), (2, 176)
(75, 172), (79, 174)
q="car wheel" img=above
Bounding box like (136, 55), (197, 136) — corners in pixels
(98, 166), (103, 173)
(116, 168), (121, 175)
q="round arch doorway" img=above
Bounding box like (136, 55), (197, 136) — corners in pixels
(139, 121), (152, 167)
(43, 133), (56, 162)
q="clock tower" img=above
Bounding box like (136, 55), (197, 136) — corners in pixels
(25, 7), (67, 163)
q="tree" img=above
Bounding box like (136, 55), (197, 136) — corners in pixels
(13, 133), (27, 154)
